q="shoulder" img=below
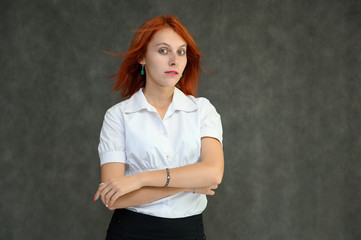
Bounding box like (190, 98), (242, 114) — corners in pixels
(195, 97), (212, 107)
(195, 96), (223, 143)
(176, 93), (217, 114)
(195, 97), (220, 116)
(102, 99), (130, 122)
(105, 101), (124, 114)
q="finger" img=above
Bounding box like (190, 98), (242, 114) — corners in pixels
(94, 187), (102, 201)
(94, 183), (107, 201)
(101, 189), (111, 205)
(109, 192), (122, 207)
(100, 185), (113, 204)
(105, 189), (117, 206)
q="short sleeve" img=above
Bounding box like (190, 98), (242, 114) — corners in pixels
(198, 98), (223, 144)
(98, 106), (127, 165)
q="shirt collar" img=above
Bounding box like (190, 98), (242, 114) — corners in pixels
(171, 87), (198, 112)
(123, 87), (198, 114)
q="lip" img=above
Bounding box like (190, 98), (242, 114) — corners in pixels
(165, 70), (179, 76)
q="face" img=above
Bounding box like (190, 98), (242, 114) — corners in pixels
(139, 28), (187, 89)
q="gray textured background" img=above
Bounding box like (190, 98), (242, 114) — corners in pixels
(1, 0), (360, 239)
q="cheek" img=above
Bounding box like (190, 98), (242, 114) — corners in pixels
(181, 58), (187, 70)
(152, 55), (169, 67)
(146, 56), (163, 70)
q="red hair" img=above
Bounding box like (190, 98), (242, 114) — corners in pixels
(108, 15), (204, 98)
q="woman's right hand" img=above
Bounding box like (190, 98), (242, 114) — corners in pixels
(94, 175), (143, 207)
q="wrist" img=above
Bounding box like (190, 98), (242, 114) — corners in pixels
(137, 171), (147, 188)
(137, 169), (172, 188)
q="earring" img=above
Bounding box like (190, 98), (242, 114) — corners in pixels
(141, 65), (145, 76)
(180, 74), (183, 78)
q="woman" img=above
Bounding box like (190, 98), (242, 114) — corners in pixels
(94, 15), (224, 240)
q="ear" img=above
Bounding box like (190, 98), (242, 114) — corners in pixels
(138, 58), (145, 65)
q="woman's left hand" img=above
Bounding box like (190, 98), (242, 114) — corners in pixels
(94, 175), (142, 208)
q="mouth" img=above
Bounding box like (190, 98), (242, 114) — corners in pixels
(165, 71), (179, 76)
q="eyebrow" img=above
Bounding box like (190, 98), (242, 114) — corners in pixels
(155, 43), (187, 48)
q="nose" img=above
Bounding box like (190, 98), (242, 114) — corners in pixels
(169, 52), (178, 66)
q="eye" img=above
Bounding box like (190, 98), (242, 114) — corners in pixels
(159, 48), (168, 54)
(178, 49), (186, 56)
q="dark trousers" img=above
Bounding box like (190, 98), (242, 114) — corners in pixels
(105, 209), (206, 240)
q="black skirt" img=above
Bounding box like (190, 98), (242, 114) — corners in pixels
(105, 209), (206, 240)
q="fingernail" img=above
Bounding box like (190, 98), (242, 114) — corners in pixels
(105, 204), (108, 208)
(93, 197), (96, 201)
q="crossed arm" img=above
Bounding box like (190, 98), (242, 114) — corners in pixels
(94, 137), (224, 210)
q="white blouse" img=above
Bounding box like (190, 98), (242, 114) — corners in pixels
(98, 87), (223, 218)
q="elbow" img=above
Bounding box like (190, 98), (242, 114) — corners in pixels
(202, 161), (224, 185)
(212, 169), (223, 185)
(215, 174), (223, 185)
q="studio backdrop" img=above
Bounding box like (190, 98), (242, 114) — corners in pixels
(1, 0), (360, 239)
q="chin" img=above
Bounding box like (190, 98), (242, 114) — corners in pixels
(160, 80), (180, 88)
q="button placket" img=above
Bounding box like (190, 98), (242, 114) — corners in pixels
(161, 119), (172, 163)
(164, 139), (172, 163)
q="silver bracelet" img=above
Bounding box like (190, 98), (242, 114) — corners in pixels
(164, 168), (170, 188)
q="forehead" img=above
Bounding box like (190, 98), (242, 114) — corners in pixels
(149, 28), (186, 47)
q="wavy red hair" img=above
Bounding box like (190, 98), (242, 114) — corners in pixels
(107, 15), (204, 98)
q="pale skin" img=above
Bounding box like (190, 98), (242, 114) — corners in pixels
(94, 28), (224, 210)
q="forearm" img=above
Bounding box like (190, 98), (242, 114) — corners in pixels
(110, 186), (190, 209)
(95, 138), (223, 206)
(139, 161), (223, 189)
(137, 138), (224, 189)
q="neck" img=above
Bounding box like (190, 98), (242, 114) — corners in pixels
(143, 85), (175, 108)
